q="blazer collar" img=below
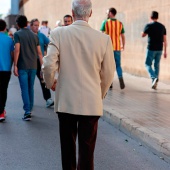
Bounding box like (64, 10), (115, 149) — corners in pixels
(72, 20), (91, 28)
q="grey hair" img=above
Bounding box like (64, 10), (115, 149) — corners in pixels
(72, 0), (92, 20)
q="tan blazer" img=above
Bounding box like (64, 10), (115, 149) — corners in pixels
(42, 20), (115, 116)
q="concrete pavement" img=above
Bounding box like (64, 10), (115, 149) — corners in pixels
(103, 73), (170, 163)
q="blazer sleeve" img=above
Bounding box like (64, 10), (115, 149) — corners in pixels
(42, 30), (60, 89)
(100, 36), (115, 99)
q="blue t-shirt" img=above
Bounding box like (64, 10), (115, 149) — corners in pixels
(0, 32), (14, 71)
(38, 31), (49, 56)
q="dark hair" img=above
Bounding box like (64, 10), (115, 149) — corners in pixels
(41, 20), (48, 25)
(109, 8), (117, 16)
(63, 15), (73, 21)
(30, 18), (39, 26)
(0, 19), (6, 31)
(15, 15), (28, 28)
(109, 7), (117, 16)
(151, 11), (158, 19)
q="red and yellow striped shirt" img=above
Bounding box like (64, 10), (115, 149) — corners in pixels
(100, 19), (125, 51)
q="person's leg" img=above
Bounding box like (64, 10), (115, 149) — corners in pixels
(28, 69), (37, 111)
(58, 112), (78, 170)
(114, 51), (122, 78)
(0, 71), (11, 114)
(0, 72), (5, 114)
(109, 52), (115, 89)
(145, 50), (159, 89)
(151, 51), (162, 89)
(145, 50), (156, 79)
(114, 51), (125, 89)
(77, 116), (100, 170)
(154, 51), (162, 79)
(36, 59), (51, 101)
(18, 70), (30, 114)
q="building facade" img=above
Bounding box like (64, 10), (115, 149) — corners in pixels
(5, 0), (19, 28)
(19, 0), (170, 83)
(11, 0), (19, 15)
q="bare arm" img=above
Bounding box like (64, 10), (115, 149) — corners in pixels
(37, 45), (43, 66)
(141, 32), (147, 37)
(163, 35), (167, 58)
(121, 34), (125, 50)
(13, 43), (20, 76)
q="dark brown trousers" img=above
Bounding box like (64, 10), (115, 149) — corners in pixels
(57, 112), (100, 170)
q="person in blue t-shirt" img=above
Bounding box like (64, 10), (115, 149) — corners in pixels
(30, 18), (54, 108)
(0, 19), (14, 122)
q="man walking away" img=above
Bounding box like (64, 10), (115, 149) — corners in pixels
(100, 7), (125, 90)
(142, 11), (167, 90)
(42, 0), (115, 169)
(13, 15), (43, 121)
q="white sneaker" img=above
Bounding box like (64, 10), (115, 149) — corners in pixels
(152, 78), (158, 90)
(46, 98), (54, 108)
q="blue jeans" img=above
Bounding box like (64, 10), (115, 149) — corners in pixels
(114, 51), (123, 78)
(145, 50), (162, 79)
(18, 69), (36, 114)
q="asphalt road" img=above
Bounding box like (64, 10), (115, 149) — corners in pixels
(0, 75), (170, 170)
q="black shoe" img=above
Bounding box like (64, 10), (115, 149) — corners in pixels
(152, 78), (158, 90)
(22, 113), (31, 121)
(119, 77), (125, 89)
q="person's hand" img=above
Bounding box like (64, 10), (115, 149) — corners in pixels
(39, 70), (46, 83)
(40, 70), (43, 78)
(13, 65), (19, 76)
(121, 46), (125, 51)
(164, 53), (167, 58)
(51, 79), (57, 91)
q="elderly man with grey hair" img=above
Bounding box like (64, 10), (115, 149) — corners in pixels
(42, 0), (115, 169)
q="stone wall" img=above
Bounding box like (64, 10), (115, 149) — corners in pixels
(20, 0), (170, 82)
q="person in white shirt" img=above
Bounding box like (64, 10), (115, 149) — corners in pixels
(39, 20), (51, 37)
(9, 25), (17, 35)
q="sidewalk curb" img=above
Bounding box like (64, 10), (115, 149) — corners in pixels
(102, 108), (170, 163)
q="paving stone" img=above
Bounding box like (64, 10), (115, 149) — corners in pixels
(103, 73), (170, 162)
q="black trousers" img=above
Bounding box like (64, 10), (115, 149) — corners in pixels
(0, 71), (11, 114)
(58, 112), (100, 170)
(36, 59), (51, 101)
